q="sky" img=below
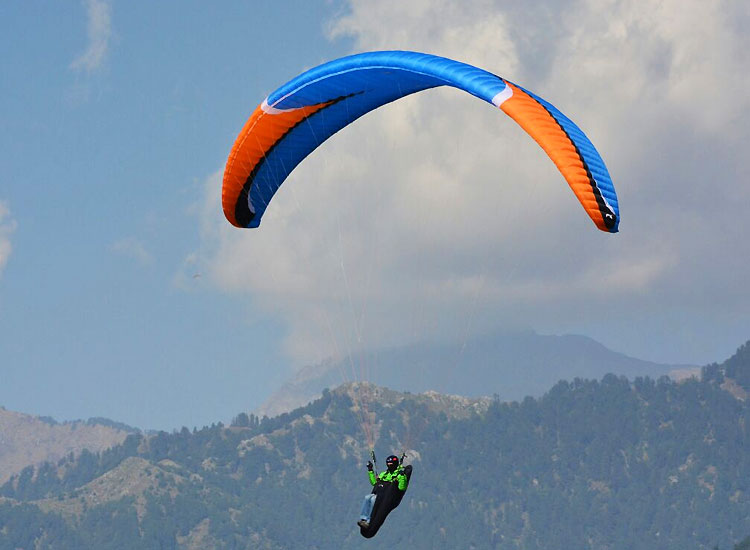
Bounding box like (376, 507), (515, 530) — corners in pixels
(1, 0), (748, 431)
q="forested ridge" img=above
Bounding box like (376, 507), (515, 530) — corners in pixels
(2, 342), (750, 550)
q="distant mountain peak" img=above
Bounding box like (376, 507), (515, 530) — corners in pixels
(257, 330), (691, 417)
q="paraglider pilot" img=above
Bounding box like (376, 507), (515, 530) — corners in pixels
(357, 454), (411, 537)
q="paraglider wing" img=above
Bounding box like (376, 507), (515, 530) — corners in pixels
(223, 51), (619, 232)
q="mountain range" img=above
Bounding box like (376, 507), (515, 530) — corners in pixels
(1, 340), (748, 549)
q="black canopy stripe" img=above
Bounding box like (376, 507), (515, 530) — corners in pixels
(527, 96), (616, 230)
(235, 92), (363, 227)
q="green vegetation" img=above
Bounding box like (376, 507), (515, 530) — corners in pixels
(1, 344), (749, 550)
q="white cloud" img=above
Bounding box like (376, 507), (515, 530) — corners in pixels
(197, 0), (750, 364)
(70, 0), (112, 73)
(0, 202), (18, 279)
(328, 0), (519, 74)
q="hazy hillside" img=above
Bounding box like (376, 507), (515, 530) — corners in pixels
(0, 409), (135, 484)
(258, 330), (693, 416)
(1, 340), (748, 550)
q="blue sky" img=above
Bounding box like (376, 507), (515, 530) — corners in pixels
(1, 0), (748, 430)
(0, 0), (351, 429)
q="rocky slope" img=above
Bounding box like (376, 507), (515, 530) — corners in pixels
(0, 408), (133, 483)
